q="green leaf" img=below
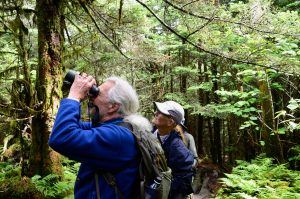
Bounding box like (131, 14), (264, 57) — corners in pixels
(287, 99), (300, 111)
(174, 66), (198, 74)
(234, 101), (250, 107)
(275, 110), (286, 119)
(282, 50), (296, 56)
(187, 82), (213, 92)
(277, 128), (286, 135)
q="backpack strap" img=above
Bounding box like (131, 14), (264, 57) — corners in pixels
(95, 172), (101, 199)
(95, 171), (124, 199)
(94, 122), (133, 199)
(117, 121), (133, 132)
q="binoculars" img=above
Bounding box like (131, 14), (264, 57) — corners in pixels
(63, 70), (100, 97)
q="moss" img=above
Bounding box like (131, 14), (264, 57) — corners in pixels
(3, 143), (21, 159)
(0, 176), (43, 199)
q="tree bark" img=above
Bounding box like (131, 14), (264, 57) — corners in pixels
(258, 72), (284, 163)
(211, 62), (222, 165)
(28, 0), (65, 177)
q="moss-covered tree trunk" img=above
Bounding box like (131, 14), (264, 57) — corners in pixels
(27, 0), (65, 177)
(258, 72), (284, 163)
(16, 11), (34, 175)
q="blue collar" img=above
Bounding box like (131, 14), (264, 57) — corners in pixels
(98, 117), (124, 126)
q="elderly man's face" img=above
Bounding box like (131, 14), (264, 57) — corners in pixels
(91, 80), (115, 122)
(152, 110), (174, 128)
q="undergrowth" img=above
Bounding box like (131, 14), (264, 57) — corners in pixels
(31, 158), (80, 198)
(0, 158), (79, 199)
(216, 155), (300, 199)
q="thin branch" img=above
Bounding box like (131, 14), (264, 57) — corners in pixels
(64, 15), (84, 33)
(186, 9), (219, 38)
(136, 0), (275, 69)
(78, 0), (130, 59)
(118, 0), (124, 25)
(279, 76), (300, 96)
(88, 5), (115, 33)
(163, 0), (299, 38)
(0, 51), (18, 55)
(0, 115), (34, 123)
(182, 0), (201, 8)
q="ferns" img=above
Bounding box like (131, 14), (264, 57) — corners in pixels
(31, 173), (75, 198)
(31, 159), (79, 198)
(0, 159), (79, 198)
(0, 161), (20, 179)
(31, 174), (62, 197)
(216, 155), (300, 198)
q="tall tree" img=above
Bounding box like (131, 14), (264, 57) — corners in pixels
(28, 0), (65, 176)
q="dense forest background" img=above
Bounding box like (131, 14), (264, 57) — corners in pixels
(0, 0), (300, 198)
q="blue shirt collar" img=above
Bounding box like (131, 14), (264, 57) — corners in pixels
(98, 117), (124, 126)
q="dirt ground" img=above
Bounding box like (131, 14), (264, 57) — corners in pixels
(191, 163), (222, 199)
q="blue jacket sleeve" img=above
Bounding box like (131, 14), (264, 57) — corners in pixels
(48, 99), (138, 171)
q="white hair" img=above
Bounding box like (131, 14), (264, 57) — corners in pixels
(124, 114), (153, 132)
(106, 76), (139, 116)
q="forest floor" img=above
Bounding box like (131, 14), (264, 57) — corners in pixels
(192, 162), (224, 199)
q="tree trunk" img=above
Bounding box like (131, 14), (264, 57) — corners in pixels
(16, 11), (34, 175)
(28, 0), (65, 177)
(180, 40), (187, 94)
(211, 62), (222, 165)
(198, 61), (208, 157)
(258, 72), (284, 163)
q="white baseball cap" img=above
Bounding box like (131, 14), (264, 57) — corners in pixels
(153, 101), (187, 129)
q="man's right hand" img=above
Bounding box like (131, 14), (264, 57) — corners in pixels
(68, 73), (96, 101)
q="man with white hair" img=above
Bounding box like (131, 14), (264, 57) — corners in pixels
(49, 73), (150, 199)
(152, 101), (194, 199)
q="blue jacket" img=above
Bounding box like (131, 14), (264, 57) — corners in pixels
(49, 99), (140, 199)
(159, 131), (194, 197)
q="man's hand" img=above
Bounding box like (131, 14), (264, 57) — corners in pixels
(68, 73), (97, 101)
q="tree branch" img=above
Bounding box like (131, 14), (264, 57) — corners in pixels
(0, 51), (18, 55)
(118, 0), (124, 25)
(78, 0), (130, 59)
(163, 0), (299, 38)
(136, 0), (274, 69)
(186, 9), (219, 38)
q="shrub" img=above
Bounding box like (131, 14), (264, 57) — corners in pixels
(216, 155), (300, 198)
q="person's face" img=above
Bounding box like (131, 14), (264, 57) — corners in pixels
(152, 110), (174, 128)
(91, 80), (116, 121)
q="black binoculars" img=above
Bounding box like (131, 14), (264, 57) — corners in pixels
(63, 70), (100, 97)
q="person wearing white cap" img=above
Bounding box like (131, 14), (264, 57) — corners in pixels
(152, 101), (194, 199)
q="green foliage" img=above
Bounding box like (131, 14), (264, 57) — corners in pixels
(31, 159), (79, 198)
(274, 98), (300, 135)
(187, 82), (213, 92)
(216, 155), (300, 198)
(288, 145), (300, 170)
(174, 66), (199, 75)
(31, 174), (62, 198)
(194, 88), (261, 131)
(0, 161), (21, 180)
(0, 159), (79, 198)
(0, 0), (300, 197)
(0, 162), (43, 198)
